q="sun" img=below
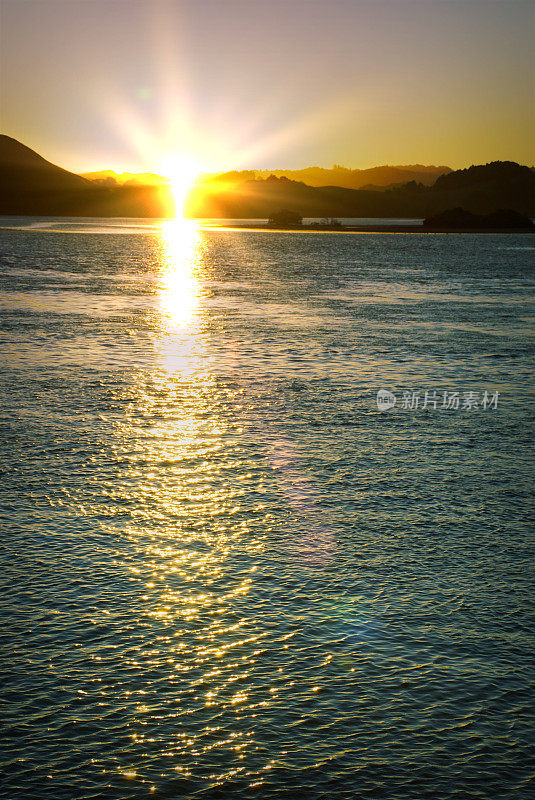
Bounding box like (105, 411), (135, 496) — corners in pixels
(161, 153), (201, 218)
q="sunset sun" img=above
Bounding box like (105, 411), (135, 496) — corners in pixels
(161, 154), (201, 218)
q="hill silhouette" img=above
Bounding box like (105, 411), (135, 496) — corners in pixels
(0, 134), (91, 197)
(253, 164), (451, 190)
(187, 161), (535, 218)
(81, 165), (450, 191)
(0, 136), (533, 219)
(0, 135), (172, 216)
(81, 169), (169, 187)
(421, 161), (535, 216)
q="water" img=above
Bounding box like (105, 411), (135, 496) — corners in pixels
(1, 218), (534, 799)
(0, 216), (424, 234)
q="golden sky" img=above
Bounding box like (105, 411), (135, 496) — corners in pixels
(1, 0), (534, 173)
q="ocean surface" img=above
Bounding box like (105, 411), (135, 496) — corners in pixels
(1, 217), (534, 800)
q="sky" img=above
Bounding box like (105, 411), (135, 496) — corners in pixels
(1, 0), (534, 174)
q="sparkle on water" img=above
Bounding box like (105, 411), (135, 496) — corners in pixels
(1, 218), (534, 800)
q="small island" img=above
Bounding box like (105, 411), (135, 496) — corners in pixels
(267, 209), (303, 227)
(220, 206), (535, 234)
(422, 207), (534, 231)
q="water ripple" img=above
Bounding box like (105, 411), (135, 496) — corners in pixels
(1, 222), (534, 799)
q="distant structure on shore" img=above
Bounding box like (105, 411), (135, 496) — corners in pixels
(266, 211), (347, 230)
(268, 209), (303, 226)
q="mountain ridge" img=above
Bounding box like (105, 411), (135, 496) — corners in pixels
(1, 135), (533, 219)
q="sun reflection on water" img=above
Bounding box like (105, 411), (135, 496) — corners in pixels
(95, 221), (302, 792)
(159, 218), (203, 330)
(155, 218), (213, 380)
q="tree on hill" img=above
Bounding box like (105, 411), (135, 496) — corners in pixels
(432, 161), (534, 191)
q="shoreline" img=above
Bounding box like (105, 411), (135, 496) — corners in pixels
(205, 222), (535, 235)
(1, 217), (533, 235)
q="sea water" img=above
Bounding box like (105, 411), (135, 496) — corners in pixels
(1, 218), (534, 799)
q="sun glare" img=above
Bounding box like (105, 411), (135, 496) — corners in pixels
(161, 154), (201, 218)
(159, 218), (202, 329)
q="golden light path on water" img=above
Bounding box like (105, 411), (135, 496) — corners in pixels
(94, 217), (338, 789)
(159, 219), (203, 330)
(157, 216), (335, 564)
(109, 218), (277, 789)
